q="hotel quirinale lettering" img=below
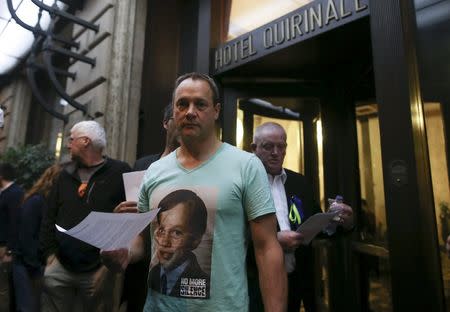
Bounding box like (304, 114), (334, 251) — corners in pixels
(214, 0), (369, 72)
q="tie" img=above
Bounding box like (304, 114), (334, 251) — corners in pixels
(161, 273), (167, 295)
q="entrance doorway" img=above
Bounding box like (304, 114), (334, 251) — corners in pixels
(220, 81), (398, 311)
(213, 5), (448, 309)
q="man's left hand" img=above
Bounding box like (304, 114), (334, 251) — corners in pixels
(332, 203), (354, 231)
(1, 253), (12, 264)
(100, 248), (130, 273)
(88, 265), (108, 296)
(113, 201), (138, 213)
(277, 230), (304, 251)
(0, 248), (12, 264)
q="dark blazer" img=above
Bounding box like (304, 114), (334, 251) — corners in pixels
(149, 252), (210, 299)
(247, 168), (320, 266)
(247, 169), (321, 311)
(0, 183), (24, 251)
(284, 169), (321, 290)
(40, 158), (131, 272)
(17, 194), (47, 270)
(284, 169), (319, 229)
(133, 153), (161, 171)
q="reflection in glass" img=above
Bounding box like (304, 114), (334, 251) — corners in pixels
(355, 103), (388, 246)
(359, 255), (393, 312)
(314, 242), (330, 311)
(315, 117), (325, 211)
(423, 102), (450, 306)
(236, 109), (245, 148)
(355, 103), (393, 311)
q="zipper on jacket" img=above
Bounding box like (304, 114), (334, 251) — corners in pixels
(86, 181), (96, 204)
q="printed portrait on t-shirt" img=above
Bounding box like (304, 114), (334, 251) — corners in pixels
(148, 188), (216, 299)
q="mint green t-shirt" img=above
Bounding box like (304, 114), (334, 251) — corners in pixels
(138, 143), (275, 312)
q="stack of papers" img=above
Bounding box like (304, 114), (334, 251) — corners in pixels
(56, 209), (159, 251)
(296, 211), (340, 245)
(122, 170), (146, 202)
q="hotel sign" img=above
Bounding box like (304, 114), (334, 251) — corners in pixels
(212, 0), (369, 74)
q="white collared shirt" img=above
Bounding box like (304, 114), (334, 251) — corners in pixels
(267, 169), (296, 273)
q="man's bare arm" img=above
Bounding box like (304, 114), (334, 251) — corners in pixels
(250, 213), (287, 312)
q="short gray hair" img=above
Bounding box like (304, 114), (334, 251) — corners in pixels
(71, 121), (106, 151)
(253, 122), (286, 144)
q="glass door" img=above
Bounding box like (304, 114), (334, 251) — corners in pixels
(354, 102), (393, 311)
(423, 102), (450, 308)
(231, 93), (329, 312)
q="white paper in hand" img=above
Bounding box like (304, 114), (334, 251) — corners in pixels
(296, 211), (339, 245)
(123, 171), (146, 202)
(55, 209), (159, 251)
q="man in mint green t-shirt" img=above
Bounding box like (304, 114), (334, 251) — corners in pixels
(104, 73), (287, 312)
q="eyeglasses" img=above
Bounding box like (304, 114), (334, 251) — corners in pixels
(261, 143), (287, 153)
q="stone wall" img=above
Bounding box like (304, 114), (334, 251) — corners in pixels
(62, 0), (147, 163)
(0, 76), (32, 152)
(0, 0), (147, 165)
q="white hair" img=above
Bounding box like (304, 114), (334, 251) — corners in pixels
(71, 120), (106, 151)
(253, 122), (286, 144)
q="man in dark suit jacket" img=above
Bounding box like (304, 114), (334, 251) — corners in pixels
(250, 122), (353, 312)
(283, 168), (321, 311)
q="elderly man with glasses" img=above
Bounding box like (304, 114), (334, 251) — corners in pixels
(249, 122), (354, 312)
(40, 120), (131, 312)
